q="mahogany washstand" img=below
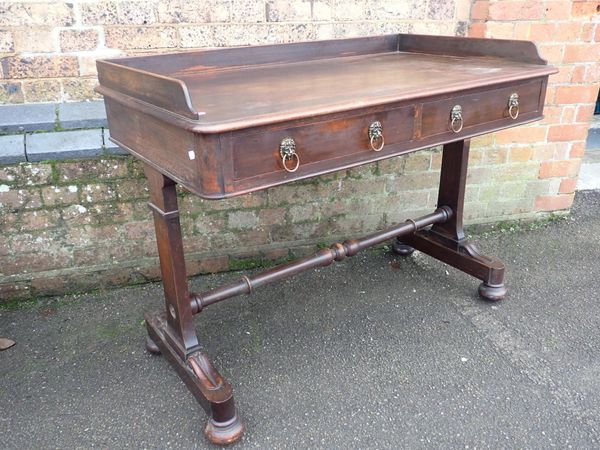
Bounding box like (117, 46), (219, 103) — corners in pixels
(96, 34), (557, 444)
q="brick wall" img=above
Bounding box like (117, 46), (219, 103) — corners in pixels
(1, 0), (599, 301)
(469, 0), (600, 212)
(0, 0), (470, 103)
(1, 152), (449, 300)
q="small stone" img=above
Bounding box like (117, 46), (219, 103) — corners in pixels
(0, 338), (16, 351)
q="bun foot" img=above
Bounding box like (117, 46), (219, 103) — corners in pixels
(204, 413), (245, 445)
(392, 239), (415, 256)
(145, 336), (161, 355)
(478, 282), (507, 302)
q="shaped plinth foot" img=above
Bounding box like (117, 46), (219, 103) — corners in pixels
(145, 336), (161, 355)
(205, 413), (245, 446)
(392, 239), (415, 256)
(478, 282), (507, 302)
(145, 311), (244, 445)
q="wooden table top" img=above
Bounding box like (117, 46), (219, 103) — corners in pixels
(96, 34), (556, 133)
(178, 52), (554, 131)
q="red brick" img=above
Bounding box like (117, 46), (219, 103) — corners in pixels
(584, 63), (600, 83)
(59, 28), (100, 52)
(539, 159), (582, 178)
(187, 255), (229, 276)
(570, 141), (586, 158)
(564, 44), (600, 63)
(555, 22), (585, 41)
(531, 143), (557, 161)
(537, 44), (563, 65)
(553, 143), (571, 160)
(22, 80), (61, 103)
(508, 146), (534, 162)
(258, 207), (287, 226)
(2, 252), (73, 276)
(495, 126), (547, 144)
(561, 106), (576, 123)
(540, 105), (562, 125)
(0, 282), (31, 301)
(548, 124), (591, 142)
(489, 1), (545, 20)
(544, 86), (557, 105)
(529, 23), (556, 41)
(545, 1), (572, 19)
(105, 26), (177, 50)
(1, 55), (79, 79)
(21, 210), (60, 230)
(471, 1), (489, 20)
(581, 23), (596, 41)
(559, 177), (578, 194)
(576, 104), (596, 123)
(468, 22), (486, 38)
(555, 85), (599, 104)
(571, 2), (600, 17)
(514, 23), (531, 39)
(535, 193), (575, 211)
(80, 2), (119, 25)
(548, 66), (572, 84)
(486, 22), (515, 39)
(571, 65), (586, 83)
(0, 187), (42, 210)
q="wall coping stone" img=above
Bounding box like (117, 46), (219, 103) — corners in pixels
(26, 129), (125, 162)
(0, 101), (108, 135)
(0, 103), (57, 133)
(0, 134), (27, 164)
(59, 101), (108, 130)
(0, 101), (128, 164)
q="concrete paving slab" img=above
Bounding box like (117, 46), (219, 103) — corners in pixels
(0, 103), (56, 133)
(59, 101), (108, 130)
(586, 127), (600, 151)
(0, 134), (25, 164)
(577, 163), (600, 190)
(1, 190), (600, 449)
(26, 129), (104, 162)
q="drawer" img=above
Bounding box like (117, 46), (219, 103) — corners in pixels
(229, 106), (415, 181)
(421, 79), (544, 138)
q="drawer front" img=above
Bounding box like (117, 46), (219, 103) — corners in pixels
(230, 106), (415, 181)
(421, 79), (543, 138)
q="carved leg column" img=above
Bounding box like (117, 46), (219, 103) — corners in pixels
(392, 140), (507, 301)
(143, 164), (244, 444)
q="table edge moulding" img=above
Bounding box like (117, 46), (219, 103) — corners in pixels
(96, 34), (557, 445)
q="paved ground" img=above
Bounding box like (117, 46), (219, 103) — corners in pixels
(1, 190), (599, 449)
(579, 127), (600, 190)
(578, 147), (600, 191)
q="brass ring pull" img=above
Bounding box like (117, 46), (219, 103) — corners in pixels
(450, 105), (463, 133)
(282, 152), (300, 172)
(279, 137), (300, 173)
(368, 121), (384, 152)
(370, 134), (385, 152)
(508, 93), (519, 120)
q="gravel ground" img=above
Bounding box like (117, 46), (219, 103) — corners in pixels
(1, 190), (599, 450)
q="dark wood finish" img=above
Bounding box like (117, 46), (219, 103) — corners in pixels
(394, 139), (506, 300)
(229, 105), (415, 180)
(97, 34), (555, 199)
(190, 207), (451, 313)
(95, 34), (556, 444)
(420, 79), (543, 138)
(143, 163), (244, 444)
(145, 312), (244, 445)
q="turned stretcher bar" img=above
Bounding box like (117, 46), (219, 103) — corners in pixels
(189, 206), (452, 313)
